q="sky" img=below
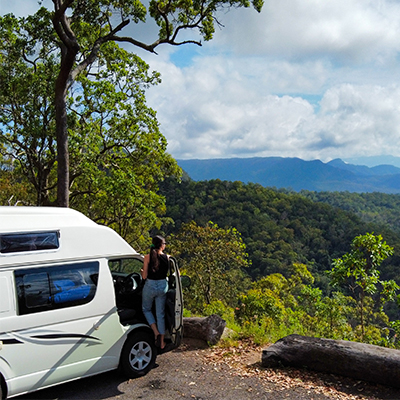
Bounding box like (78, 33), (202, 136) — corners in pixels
(3, 0), (400, 166)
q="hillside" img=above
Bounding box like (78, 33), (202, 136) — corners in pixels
(160, 179), (400, 287)
(300, 191), (400, 234)
(177, 157), (400, 193)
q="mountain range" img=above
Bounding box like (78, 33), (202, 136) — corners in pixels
(177, 157), (400, 193)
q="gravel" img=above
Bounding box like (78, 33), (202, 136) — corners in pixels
(19, 338), (400, 400)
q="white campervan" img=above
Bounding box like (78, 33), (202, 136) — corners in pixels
(0, 207), (187, 399)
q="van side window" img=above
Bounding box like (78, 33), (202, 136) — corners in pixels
(15, 262), (99, 315)
(0, 231), (59, 253)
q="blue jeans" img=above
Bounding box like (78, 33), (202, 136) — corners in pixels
(142, 279), (168, 335)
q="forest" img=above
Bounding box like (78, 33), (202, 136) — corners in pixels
(159, 178), (400, 347)
(300, 190), (400, 234)
(160, 178), (400, 285)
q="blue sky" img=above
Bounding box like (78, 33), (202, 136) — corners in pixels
(3, 0), (400, 166)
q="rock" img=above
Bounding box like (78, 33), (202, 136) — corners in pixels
(262, 334), (400, 388)
(221, 327), (236, 340)
(183, 314), (226, 345)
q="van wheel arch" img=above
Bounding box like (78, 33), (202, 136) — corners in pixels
(119, 330), (157, 378)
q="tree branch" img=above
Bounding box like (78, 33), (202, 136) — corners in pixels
(70, 18), (130, 82)
(52, 0), (77, 48)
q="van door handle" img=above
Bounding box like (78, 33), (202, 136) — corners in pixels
(93, 321), (101, 330)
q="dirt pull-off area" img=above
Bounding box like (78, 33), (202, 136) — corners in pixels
(20, 338), (400, 400)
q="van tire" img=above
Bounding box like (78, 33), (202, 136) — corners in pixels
(120, 331), (156, 378)
(0, 375), (4, 400)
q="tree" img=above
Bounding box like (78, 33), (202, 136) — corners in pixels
(328, 232), (398, 339)
(40, 0), (263, 206)
(0, 12), (58, 205)
(236, 264), (313, 324)
(0, 12), (180, 247)
(169, 221), (251, 313)
(65, 42), (181, 248)
(297, 286), (354, 340)
(0, 149), (33, 206)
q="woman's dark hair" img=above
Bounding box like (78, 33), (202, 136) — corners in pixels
(149, 235), (165, 273)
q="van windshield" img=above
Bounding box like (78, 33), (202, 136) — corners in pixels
(108, 258), (143, 275)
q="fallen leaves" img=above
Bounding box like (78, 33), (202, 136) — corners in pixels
(201, 340), (387, 400)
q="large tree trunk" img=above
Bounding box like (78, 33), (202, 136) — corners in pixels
(183, 315), (226, 345)
(53, 2), (79, 208)
(262, 334), (400, 388)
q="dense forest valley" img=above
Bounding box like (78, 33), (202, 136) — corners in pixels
(161, 178), (400, 284)
(159, 177), (400, 346)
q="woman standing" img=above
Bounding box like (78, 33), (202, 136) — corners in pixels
(141, 235), (169, 349)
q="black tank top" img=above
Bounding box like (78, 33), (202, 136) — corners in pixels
(147, 253), (169, 280)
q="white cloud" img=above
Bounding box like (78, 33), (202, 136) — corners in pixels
(311, 84), (400, 158)
(146, 50), (400, 161)
(4, 0), (400, 162)
(140, 0), (400, 161)
(214, 0), (400, 64)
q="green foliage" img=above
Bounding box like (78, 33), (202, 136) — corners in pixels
(301, 191), (400, 235)
(296, 287), (355, 340)
(160, 179), (392, 284)
(203, 300), (236, 326)
(159, 179), (400, 347)
(168, 220), (251, 313)
(236, 288), (284, 325)
(148, 0), (263, 44)
(67, 43), (180, 249)
(0, 163), (34, 206)
(0, 12), (180, 248)
(328, 233), (398, 340)
(3, 0), (264, 207)
(235, 264), (353, 343)
(0, 12), (58, 205)
(329, 233), (394, 292)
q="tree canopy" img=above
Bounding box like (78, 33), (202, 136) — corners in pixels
(160, 178), (400, 288)
(168, 220), (251, 313)
(33, 0), (263, 206)
(329, 233), (398, 339)
(0, 11), (181, 248)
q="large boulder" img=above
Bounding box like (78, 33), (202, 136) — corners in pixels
(262, 334), (400, 388)
(183, 314), (226, 345)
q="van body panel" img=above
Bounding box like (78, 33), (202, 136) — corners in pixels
(6, 359), (117, 398)
(0, 273), (15, 317)
(0, 259), (127, 397)
(0, 226), (137, 268)
(3, 313), (125, 398)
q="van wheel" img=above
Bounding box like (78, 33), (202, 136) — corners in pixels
(120, 331), (156, 378)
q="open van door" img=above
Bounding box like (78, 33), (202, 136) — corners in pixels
(164, 257), (185, 351)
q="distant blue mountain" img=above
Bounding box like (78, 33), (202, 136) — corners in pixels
(343, 155), (400, 168)
(328, 158), (400, 176)
(177, 157), (400, 193)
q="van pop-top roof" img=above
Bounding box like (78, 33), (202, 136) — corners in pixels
(0, 207), (138, 267)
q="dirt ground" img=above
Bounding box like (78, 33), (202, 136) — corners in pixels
(19, 338), (400, 400)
